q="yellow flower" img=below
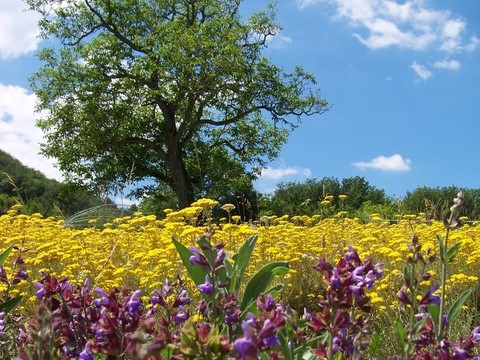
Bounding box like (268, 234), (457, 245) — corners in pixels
(221, 203), (236, 212)
(231, 215), (241, 223)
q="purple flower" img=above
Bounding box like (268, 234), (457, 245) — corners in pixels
(397, 286), (412, 305)
(173, 305), (189, 324)
(0, 266), (7, 283)
(225, 308), (241, 324)
(257, 294), (276, 312)
(330, 267), (341, 288)
(420, 285), (440, 306)
(350, 285), (362, 298)
(93, 288), (110, 307)
(15, 267), (28, 281)
(162, 278), (172, 296)
(198, 275), (213, 295)
(33, 282), (47, 300)
(214, 249), (226, 267)
(78, 342), (94, 360)
(189, 247), (209, 268)
(258, 317), (284, 348)
(453, 346), (468, 360)
(173, 289), (191, 307)
(81, 279), (90, 297)
(127, 290), (142, 314)
(0, 311), (5, 335)
(262, 334), (279, 347)
(471, 326), (480, 344)
(303, 307), (312, 321)
(151, 289), (166, 308)
(345, 245), (361, 265)
(234, 337), (257, 359)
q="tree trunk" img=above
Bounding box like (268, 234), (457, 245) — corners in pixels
(166, 148), (194, 209)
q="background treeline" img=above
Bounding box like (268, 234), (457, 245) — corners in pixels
(0, 150), (107, 217)
(2, 149), (479, 221)
(257, 177), (480, 221)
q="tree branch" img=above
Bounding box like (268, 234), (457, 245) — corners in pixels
(123, 137), (167, 160)
(84, 0), (148, 54)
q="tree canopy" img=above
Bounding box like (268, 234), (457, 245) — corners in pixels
(27, 0), (329, 208)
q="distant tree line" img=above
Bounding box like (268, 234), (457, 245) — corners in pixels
(0, 150), (107, 217)
(256, 177), (480, 221)
(2, 149), (479, 221)
(139, 175), (480, 222)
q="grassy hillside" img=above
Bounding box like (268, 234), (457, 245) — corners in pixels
(0, 149), (106, 216)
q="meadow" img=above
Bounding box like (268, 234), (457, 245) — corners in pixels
(1, 197), (480, 359)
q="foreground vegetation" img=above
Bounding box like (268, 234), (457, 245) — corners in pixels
(0, 194), (479, 358)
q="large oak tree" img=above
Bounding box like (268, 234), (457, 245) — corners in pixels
(27, 0), (329, 208)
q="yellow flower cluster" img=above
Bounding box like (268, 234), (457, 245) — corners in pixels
(1, 202), (479, 314)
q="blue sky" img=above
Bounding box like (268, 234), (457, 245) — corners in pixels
(1, 0), (480, 201)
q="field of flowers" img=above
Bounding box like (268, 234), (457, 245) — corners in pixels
(1, 197), (480, 358)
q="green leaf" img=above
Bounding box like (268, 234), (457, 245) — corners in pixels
(277, 330), (292, 360)
(428, 305), (440, 334)
(172, 236), (208, 287)
(224, 257), (234, 277)
(240, 260), (288, 311)
(229, 235), (258, 293)
(0, 244), (14, 266)
(0, 296), (22, 314)
(436, 234), (446, 260)
(448, 288), (472, 324)
(395, 318), (407, 346)
(402, 265), (412, 287)
(445, 242), (461, 263)
(293, 333), (329, 359)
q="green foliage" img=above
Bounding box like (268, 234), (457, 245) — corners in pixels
(0, 245), (22, 313)
(240, 261), (288, 312)
(173, 234), (288, 314)
(27, 0), (329, 209)
(0, 150), (106, 216)
(259, 176), (391, 218)
(403, 186), (480, 220)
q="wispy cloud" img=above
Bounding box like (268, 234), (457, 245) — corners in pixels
(266, 33), (293, 49)
(254, 164), (312, 193)
(0, 83), (62, 180)
(299, 0), (479, 55)
(261, 166), (312, 180)
(433, 59), (461, 71)
(353, 154), (412, 172)
(0, 0), (41, 59)
(297, 0), (322, 10)
(411, 61), (432, 80)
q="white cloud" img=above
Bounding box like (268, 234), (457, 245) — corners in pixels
(266, 33), (293, 49)
(0, 83), (62, 180)
(297, 0), (321, 10)
(254, 164), (312, 193)
(411, 61), (432, 80)
(433, 59), (461, 71)
(260, 166), (312, 180)
(0, 0), (41, 59)
(465, 36), (480, 52)
(353, 154), (411, 172)
(302, 0), (477, 55)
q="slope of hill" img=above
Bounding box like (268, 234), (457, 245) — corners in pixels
(0, 149), (106, 216)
